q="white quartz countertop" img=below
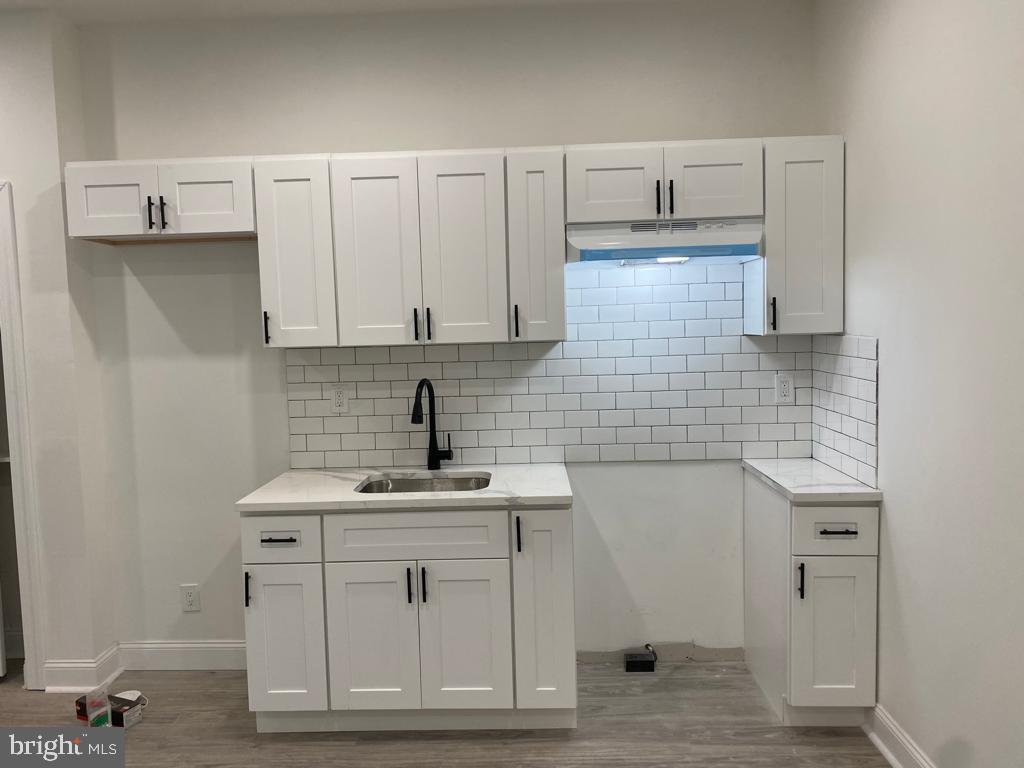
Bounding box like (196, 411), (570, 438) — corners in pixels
(236, 463), (572, 514)
(741, 458), (882, 503)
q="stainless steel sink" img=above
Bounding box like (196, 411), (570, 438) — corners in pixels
(355, 471), (492, 494)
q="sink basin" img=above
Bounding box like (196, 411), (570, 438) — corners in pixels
(356, 471), (492, 494)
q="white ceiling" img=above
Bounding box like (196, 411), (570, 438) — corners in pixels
(0, 0), (634, 22)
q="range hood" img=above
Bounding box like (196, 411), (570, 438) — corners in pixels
(566, 218), (763, 263)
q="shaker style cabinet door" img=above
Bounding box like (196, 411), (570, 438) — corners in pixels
(254, 157), (338, 347)
(512, 510), (577, 709)
(332, 155), (424, 347)
(565, 145), (663, 223)
(506, 148), (566, 342)
(418, 152), (509, 344)
(243, 563), (328, 712)
(764, 136), (845, 334)
(417, 559), (513, 709)
(789, 555), (877, 707)
(156, 159), (255, 235)
(663, 139), (764, 219)
(326, 561), (422, 710)
(65, 162), (159, 237)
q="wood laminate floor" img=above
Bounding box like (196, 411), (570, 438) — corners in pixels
(0, 659), (887, 767)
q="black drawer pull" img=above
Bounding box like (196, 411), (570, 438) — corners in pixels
(260, 536), (297, 544)
(244, 571), (251, 607)
(406, 567), (413, 604)
(514, 304), (520, 338)
(819, 528), (858, 536)
(263, 310), (271, 344)
(516, 515), (522, 553)
(770, 297), (777, 331)
(656, 179), (661, 215)
(797, 562), (806, 600)
(426, 307), (432, 341)
(668, 179), (675, 215)
(421, 566), (427, 603)
(158, 195), (167, 230)
(413, 307), (420, 341)
(146, 195), (155, 230)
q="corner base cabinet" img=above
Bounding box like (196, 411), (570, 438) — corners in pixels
(241, 505), (576, 732)
(742, 467), (878, 725)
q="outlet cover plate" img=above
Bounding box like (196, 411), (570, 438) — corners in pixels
(327, 384), (349, 414)
(774, 373), (795, 405)
(180, 584), (201, 613)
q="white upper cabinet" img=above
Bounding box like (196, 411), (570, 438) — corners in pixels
(332, 155), (423, 347)
(663, 139), (764, 219)
(506, 148), (566, 342)
(156, 159), (255, 235)
(763, 136), (845, 334)
(65, 162), (159, 237)
(565, 145), (663, 223)
(418, 151), (509, 344)
(418, 558), (513, 710)
(254, 157), (338, 348)
(789, 555), (877, 707)
(244, 563), (328, 712)
(326, 561), (422, 711)
(512, 509), (577, 709)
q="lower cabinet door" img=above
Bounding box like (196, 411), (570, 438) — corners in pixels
(512, 510), (577, 708)
(326, 561), (422, 710)
(243, 563), (327, 712)
(790, 556), (877, 707)
(418, 559), (513, 709)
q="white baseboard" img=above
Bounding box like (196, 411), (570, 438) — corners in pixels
(864, 705), (936, 768)
(44, 643), (123, 693)
(118, 640), (245, 671)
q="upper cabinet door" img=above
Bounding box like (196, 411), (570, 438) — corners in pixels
(244, 563), (328, 712)
(506, 148), (566, 343)
(326, 561), (422, 710)
(332, 155), (423, 347)
(418, 152), (509, 344)
(254, 157), (338, 347)
(565, 145), (663, 223)
(512, 510), (577, 709)
(418, 559), (513, 710)
(157, 159), (255, 235)
(764, 136), (844, 334)
(663, 139), (764, 219)
(65, 162), (159, 237)
(789, 555), (877, 707)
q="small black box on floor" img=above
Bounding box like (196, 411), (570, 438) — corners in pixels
(624, 644), (658, 672)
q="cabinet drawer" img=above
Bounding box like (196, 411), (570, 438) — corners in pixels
(791, 506), (878, 556)
(241, 515), (322, 564)
(324, 511), (509, 562)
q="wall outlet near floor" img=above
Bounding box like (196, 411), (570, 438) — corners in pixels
(327, 384), (349, 414)
(774, 373), (795, 405)
(179, 584), (201, 613)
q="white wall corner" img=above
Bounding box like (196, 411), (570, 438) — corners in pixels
(118, 640), (246, 671)
(864, 705), (937, 768)
(43, 643), (122, 693)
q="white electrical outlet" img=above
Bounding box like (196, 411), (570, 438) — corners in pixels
(774, 373), (795, 405)
(327, 384), (349, 414)
(180, 584), (201, 613)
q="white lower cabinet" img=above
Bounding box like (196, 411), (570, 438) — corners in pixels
(243, 563), (328, 712)
(326, 561), (422, 710)
(512, 510), (577, 708)
(790, 555), (877, 707)
(418, 559), (514, 709)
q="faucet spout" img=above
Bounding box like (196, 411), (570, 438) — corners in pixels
(412, 378), (453, 470)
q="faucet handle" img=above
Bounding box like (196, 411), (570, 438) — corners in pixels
(443, 432), (454, 460)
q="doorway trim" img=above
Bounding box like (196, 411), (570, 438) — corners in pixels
(0, 182), (46, 689)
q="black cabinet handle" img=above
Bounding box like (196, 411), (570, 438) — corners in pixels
(426, 308), (432, 341)
(263, 311), (271, 344)
(797, 562), (806, 600)
(819, 528), (858, 536)
(669, 179), (675, 216)
(146, 195), (155, 230)
(413, 308), (420, 341)
(516, 515), (522, 553)
(244, 571), (251, 607)
(514, 305), (520, 338)
(406, 567), (413, 604)
(421, 566), (427, 603)
(158, 195), (167, 230)
(260, 536), (297, 544)
(770, 297), (777, 331)
(656, 179), (661, 215)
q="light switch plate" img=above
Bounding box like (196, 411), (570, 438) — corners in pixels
(774, 373), (795, 405)
(327, 384), (349, 414)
